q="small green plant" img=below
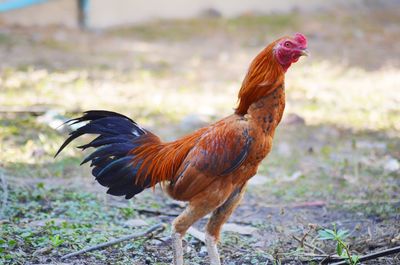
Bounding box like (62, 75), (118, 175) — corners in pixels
(318, 225), (359, 265)
(50, 234), (64, 248)
(120, 207), (136, 218)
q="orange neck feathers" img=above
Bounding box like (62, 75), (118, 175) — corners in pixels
(235, 40), (285, 115)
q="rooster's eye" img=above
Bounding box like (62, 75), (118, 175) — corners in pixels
(284, 41), (291, 48)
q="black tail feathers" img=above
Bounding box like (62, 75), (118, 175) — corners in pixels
(55, 110), (151, 199)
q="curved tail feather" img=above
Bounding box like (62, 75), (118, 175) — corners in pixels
(56, 110), (204, 199)
(55, 110), (151, 199)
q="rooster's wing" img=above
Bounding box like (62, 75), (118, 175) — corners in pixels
(169, 117), (253, 200)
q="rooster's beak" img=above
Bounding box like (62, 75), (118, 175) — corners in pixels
(301, 49), (310, 57)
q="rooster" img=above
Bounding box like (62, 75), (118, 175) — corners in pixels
(56, 33), (308, 265)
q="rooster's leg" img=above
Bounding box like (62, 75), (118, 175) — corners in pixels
(171, 204), (218, 265)
(205, 186), (246, 265)
(172, 230), (184, 265)
(171, 186), (233, 265)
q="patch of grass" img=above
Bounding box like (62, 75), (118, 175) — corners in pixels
(256, 125), (399, 208)
(287, 63), (400, 131)
(38, 38), (74, 51)
(335, 202), (400, 220)
(0, 33), (15, 46)
(110, 13), (298, 42)
(0, 116), (83, 179)
(1, 183), (163, 264)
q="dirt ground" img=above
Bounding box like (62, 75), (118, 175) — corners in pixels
(1, 2), (399, 265)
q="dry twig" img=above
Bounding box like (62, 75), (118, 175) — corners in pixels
(60, 223), (166, 260)
(292, 235), (326, 254)
(107, 201), (180, 217)
(134, 208), (180, 217)
(330, 245), (400, 265)
(276, 252), (344, 264)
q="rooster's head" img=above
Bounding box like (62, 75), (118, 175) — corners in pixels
(274, 33), (309, 71)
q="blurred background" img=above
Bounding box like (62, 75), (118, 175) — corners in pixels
(0, 0), (399, 264)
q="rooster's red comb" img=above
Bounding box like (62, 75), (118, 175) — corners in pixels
(294, 33), (307, 47)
